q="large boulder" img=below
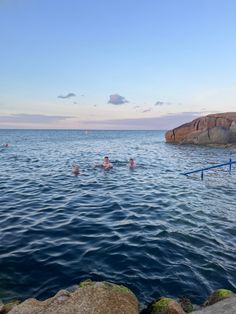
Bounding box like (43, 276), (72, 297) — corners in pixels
(165, 112), (236, 145)
(8, 281), (139, 314)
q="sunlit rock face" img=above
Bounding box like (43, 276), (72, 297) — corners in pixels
(8, 281), (139, 314)
(165, 112), (236, 145)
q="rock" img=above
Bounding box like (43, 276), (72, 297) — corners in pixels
(179, 297), (193, 313)
(2, 300), (21, 313)
(204, 289), (235, 306)
(78, 279), (93, 288)
(165, 112), (236, 145)
(0, 301), (4, 314)
(8, 281), (139, 314)
(191, 296), (236, 314)
(229, 121), (236, 142)
(150, 297), (185, 314)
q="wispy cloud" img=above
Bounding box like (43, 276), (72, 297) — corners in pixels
(142, 108), (152, 113)
(108, 94), (129, 105)
(0, 114), (73, 124)
(155, 100), (172, 106)
(57, 92), (76, 99)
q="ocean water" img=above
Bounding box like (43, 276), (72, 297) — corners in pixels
(0, 130), (235, 306)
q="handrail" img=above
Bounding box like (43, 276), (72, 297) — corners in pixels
(181, 158), (236, 180)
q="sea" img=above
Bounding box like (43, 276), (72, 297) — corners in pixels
(0, 129), (235, 306)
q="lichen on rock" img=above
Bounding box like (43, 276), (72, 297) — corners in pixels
(151, 297), (185, 314)
(204, 289), (235, 306)
(78, 279), (94, 288)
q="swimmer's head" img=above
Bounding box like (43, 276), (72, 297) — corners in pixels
(129, 158), (135, 166)
(72, 164), (80, 174)
(104, 156), (109, 162)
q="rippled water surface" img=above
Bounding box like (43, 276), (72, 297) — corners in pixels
(0, 130), (235, 305)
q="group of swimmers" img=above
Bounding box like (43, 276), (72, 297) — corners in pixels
(2, 145), (135, 175)
(72, 156), (136, 175)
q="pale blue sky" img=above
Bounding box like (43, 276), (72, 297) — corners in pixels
(0, 0), (236, 129)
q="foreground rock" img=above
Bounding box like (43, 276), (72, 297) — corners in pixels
(141, 297), (186, 314)
(8, 281), (139, 314)
(165, 112), (236, 145)
(150, 297), (185, 314)
(1, 300), (21, 313)
(204, 289), (235, 306)
(191, 296), (236, 314)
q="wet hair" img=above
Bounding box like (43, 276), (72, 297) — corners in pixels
(129, 158), (134, 161)
(104, 156), (109, 159)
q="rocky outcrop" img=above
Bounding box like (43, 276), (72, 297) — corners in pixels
(3, 284), (236, 314)
(165, 112), (236, 145)
(141, 289), (236, 314)
(191, 296), (236, 314)
(8, 281), (139, 314)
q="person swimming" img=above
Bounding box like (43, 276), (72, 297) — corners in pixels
(102, 156), (113, 169)
(72, 164), (80, 175)
(128, 158), (136, 168)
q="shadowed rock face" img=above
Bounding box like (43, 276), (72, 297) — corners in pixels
(191, 297), (236, 314)
(8, 281), (139, 314)
(165, 112), (236, 145)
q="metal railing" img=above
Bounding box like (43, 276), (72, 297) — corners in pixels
(181, 158), (236, 180)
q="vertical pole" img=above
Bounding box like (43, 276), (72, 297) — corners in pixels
(229, 158), (232, 174)
(201, 171), (204, 180)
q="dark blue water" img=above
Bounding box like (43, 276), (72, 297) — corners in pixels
(0, 130), (235, 305)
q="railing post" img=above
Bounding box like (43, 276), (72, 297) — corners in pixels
(181, 159), (235, 179)
(229, 158), (232, 174)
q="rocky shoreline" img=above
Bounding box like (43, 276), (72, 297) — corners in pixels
(1, 280), (235, 314)
(165, 112), (236, 146)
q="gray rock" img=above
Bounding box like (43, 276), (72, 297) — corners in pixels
(0, 301), (4, 314)
(229, 121), (236, 142)
(200, 127), (230, 144)
(191, 296), (236, 314)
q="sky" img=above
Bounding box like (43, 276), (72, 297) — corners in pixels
(0, 0), (236, 129)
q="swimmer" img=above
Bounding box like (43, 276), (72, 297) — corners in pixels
(128, 158), (136, 168)
(102, 156), (113, 169)
(3, 143), (9, 147)
(72, 164), (80, 175)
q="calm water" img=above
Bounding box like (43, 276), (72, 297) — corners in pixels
(0, 130), (235, 306)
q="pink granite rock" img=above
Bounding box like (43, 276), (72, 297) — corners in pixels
(165, 112), (236, 145)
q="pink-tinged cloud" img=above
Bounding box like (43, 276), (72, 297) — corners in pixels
(82, 112), (208, 130)
(0, 114), (74, 124)
(0, 111), (219, 129)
